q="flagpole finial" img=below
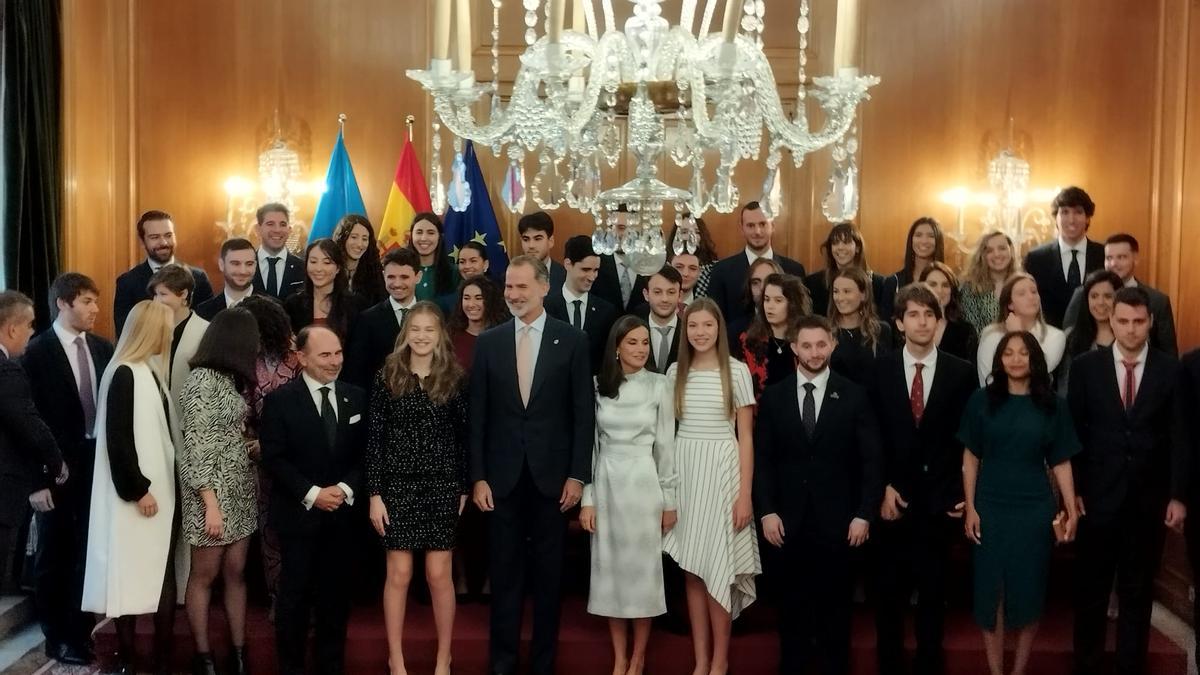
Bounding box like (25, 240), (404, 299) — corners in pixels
(405, 115), (415, 141)
(338, 113), (347, 132)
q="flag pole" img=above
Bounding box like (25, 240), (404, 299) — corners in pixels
(338, 113), (347, 133)
(405, 114), (415, 142)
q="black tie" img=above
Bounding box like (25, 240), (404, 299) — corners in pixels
(266, 256), (281, 296)
(802, 382), (816, 438)
(396, 307), (409, 327)
(319, 386), (337, 447)
(572, 300), (583, 330)
(1067, 249), (1081, 289)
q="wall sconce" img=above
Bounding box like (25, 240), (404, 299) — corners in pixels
(217, 136), (324, 253)
(941, 147), (1059, 255)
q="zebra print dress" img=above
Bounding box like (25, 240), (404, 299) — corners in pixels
(180, 367), (257, 547)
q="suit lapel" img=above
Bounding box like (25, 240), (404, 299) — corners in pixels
(47, 336), (81, 401)
(501, 320), (522, 404)
(921, 357), (947, 426)
(1128, 349), (1166, 421)
(528, 321), (555, 403)
(1101, 350), (1127, 417)
(809, 376), (839, 444)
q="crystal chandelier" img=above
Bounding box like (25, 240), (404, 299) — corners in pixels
(941, 146), (1060, 255)
(408, 0), (879, 272)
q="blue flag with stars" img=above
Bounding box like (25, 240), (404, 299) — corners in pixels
(442, 141), (508, 281)
(308, 128), (366, 244)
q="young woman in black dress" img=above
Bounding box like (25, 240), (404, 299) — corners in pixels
(737, 273), (812, 401)
(918, 261), (978, 363)
(333, 214), (387, 305)
(366, 301), (468, 675)
(282, 238), (365, 340)
(829, 266), (892, 386)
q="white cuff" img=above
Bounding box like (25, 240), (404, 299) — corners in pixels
(302, 485), (320, 511)
(338, 482), (355, 506)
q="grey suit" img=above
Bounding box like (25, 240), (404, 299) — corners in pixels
(1063, 279), (1176, 356)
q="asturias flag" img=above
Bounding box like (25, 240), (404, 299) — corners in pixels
(378, 135), (432, 253)
(308, 128), (366, 244)
(442, 141), (508, 281)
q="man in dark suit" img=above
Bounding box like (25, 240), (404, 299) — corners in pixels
(706, 201), (805, 326)
(1063, 233), (1177, 356)
(518, 212), (567, 291)
(0, 291), (64, 595)
(195, 237), (258, 320)
(251, 202), (306, 300)
(1068, 287), (1187, 675)
(754, 314), (883, 675)
(261, 325), (367, 675)
(113, 210), (214, 335)
(545, 236), (618, 374)
(470, 255), (594, 675)
(343, 247), (421, 388)
(1021, 186), (1104, 328)
(21, 274), (114, 666)
(870, 284), (977, 675)
(1179, 347), (1200, 662)
(632, 264), (683, 373)
(590, 208), (650, 313)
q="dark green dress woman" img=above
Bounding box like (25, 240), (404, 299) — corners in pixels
(956, 388), (1080, 630)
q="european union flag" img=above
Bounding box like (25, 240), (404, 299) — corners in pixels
(442, 141), (509, 281)
(308, 128), (366, 244)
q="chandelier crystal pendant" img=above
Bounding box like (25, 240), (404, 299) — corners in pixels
(409, 0), (879, 271)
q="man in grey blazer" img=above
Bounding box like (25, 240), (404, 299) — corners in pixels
(1063, 233), (1176, 355)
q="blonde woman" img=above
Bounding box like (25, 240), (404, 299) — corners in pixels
(366, 301), (468, 675)
(82, 300), (182, 675)
(663, 298), (759, 675)
(975, 273), (1066, 386)
(959, 231), (1019, 334)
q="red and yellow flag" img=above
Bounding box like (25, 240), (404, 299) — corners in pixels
(378, 136), (432, 253)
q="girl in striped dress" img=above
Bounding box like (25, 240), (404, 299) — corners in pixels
(662, 298), (760, 675)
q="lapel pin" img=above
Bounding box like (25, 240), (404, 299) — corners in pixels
(830, 391), (840, 400)
(553, 339), (560, 345)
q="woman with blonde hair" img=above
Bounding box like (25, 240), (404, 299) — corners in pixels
(366, 301), (468, 675)
(960, 231), (1019, 334)
(975, 273), (1066, 386)
(82, 300), (183, 675)
(662, 298), (759, 675)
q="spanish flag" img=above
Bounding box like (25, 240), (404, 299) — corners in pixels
(378, 136), (432, 252)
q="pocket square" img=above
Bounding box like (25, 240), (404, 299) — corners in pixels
(349, 414), (362, 424)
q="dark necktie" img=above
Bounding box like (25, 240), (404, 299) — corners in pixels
(74, 336), (96, 435)
(910, 362), (925, 426)
(656, 326), (672, 373)
(319, 386), (337, 447)
(1123, 360), (1138, 412)
(572, 299), (583, 330)
(802, 382), (816, 438)
(396, 306), (409, 327)
(1067, 249), (1081, 289)
(266, 256), (281, 295)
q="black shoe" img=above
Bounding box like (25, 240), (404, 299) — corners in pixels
(48, 641), (95, 665)
(229, 646), (249, 675)
(192, 652), (218, 675)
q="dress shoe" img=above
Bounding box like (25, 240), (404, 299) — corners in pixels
(192, 652), (218, 675)
(48, 641), (95, 665)
(229, 646), (250, 675)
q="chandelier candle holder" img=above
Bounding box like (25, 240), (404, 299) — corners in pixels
(409, 0), (879, 272)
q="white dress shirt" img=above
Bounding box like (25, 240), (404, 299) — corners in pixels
(299, 372), (355, 510)
(257, 247), (288, 294)
(744, 246), (775, 266)
(389, 296), (418, 326)
(1113, 341), (1149, 406)
(680, 290), (696, 306)
(1058, 236), (1088, 281)
(224, 286), (252, 309)
(796, 367), (831, 421)
(514, 309), (548, 372)
(561, 286), (589, 329)
(648, 312), (679, 368)
(902, 344), (938, 395)
(147, 257), (175, 272)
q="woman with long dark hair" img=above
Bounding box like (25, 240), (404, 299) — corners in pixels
(918, 261), (978, 363)
(282, 238), (365, 340)
(180, 308), (261, 675)
(882, 217), (946, 320)
(447, 275), (509, 371)
(829, 266), (892, 386)
(959, 331), (1079, 675)
(334, 214), (387, 305)
(579, 315), (677, 675)
(407, 213), (461, 302)
(366, 302), (468, 675)
(737, 273), (812, 400)
(1058, 270), (1121, 395)
(803, 222), (887, 317)
(725, 257), (783, 349)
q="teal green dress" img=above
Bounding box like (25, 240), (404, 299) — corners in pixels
(415, 263), (460, 302)
(956, 389), (1080, 630)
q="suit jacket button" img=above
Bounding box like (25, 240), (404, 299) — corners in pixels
(922, 464), (929, 473)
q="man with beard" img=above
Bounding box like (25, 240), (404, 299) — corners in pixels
(195, 238), (259, 320)
(113, 210), (213, 335)
(754, 314), (882, 675)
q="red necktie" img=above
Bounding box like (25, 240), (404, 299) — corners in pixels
(910, 363), (925, 425)
(677, 302), (687, 319)
(1123, 360), (1138, 411)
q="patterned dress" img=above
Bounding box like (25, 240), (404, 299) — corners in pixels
(366, 372), (469, 550)
(960, 283), (1000, 335)
(247, 352), (301, 595)
(662, 359), (760, 618)
(179, 367), (257, 547)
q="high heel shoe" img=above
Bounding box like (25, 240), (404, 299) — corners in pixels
(229, 646), (249, 675)
(191, 652), (218, 675)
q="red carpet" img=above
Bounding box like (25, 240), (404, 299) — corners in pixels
(94, 598), (1187, 674)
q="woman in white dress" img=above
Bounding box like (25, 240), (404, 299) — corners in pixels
(976, 273), (1066, 385)
(662, 298), (760, 675)
(580, 316), (678, 675)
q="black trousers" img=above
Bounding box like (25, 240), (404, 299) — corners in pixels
(276, 519), (354, 675)
(872, 511), (956, 675)
(777, 521), (853, 675)
(0, 522), (21, 593)
(1186, 503), (1200, 675)
(34, 451), (95, 649)
(488, 466), (568, 675)
(1073, 506), (1166, 675)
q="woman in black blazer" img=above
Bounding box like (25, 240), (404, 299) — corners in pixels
(918, 262), (978, 363)
(283, 238), (366, 341)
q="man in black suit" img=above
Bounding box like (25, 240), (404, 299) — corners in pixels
(590, 208), (649, 313)
(0, 291), (64, 595)
(518, 212), (567, 291)
(252, 202), (306, 300)
(470, 255), (594, 675)
(633, 264), (683, 373)
(1068, 287), (1187, 675)
(871, 284), (977, 675)
(754, 314), (883, 675)
(545, 236), (618, 374)
(195, 238), (258, 320)
(113, 210), (214, 335)
(21, 274), (115, 666)
(1021, 186), (1104, 328)
(706, 201), (805, 327)
(1180, 347), (1200, 662)
(1063, 233), (1177, 356)
(343, 247), (421, 389)
(261, 325), (367, 675)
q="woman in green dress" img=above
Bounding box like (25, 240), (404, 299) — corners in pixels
(959, 330), (1080, 675)
(406, 212), (461, 302)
